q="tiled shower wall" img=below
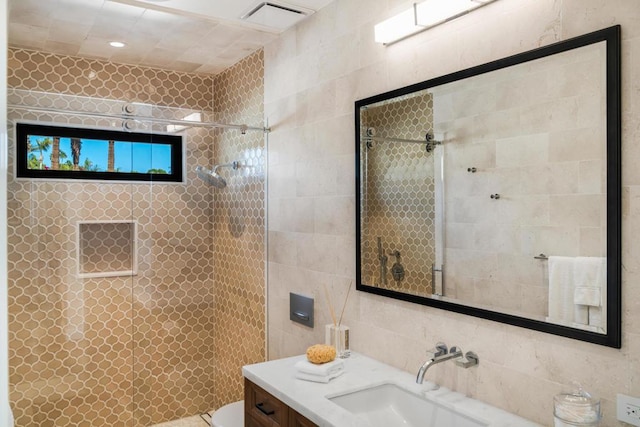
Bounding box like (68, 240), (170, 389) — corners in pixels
(360, 94), (436, 296)
(7, 49), (212, 110)
(211, 51), (266, 410)
(7, 48), (265, 426)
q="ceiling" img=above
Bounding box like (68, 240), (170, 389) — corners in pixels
(8, 0), (334, 75)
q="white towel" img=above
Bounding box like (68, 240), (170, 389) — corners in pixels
(548, 256), (576, 325)
(294, 359), (344, 377)
(573, 305), (589, 326)
(588, 308), (603, 329)
(573, 257), (605, 305)
(295, 370), (344, 383)
(573, 257), (606, 327)
(573, 287), (601, 307)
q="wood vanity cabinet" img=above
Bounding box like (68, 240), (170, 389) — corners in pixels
(288, 409), (317, 427)
(244, 378), (318, 427)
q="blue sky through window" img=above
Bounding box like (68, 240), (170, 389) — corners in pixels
(27, 135), (173, 173)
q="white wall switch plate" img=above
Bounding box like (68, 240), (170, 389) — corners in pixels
(617, 393), (640, 426)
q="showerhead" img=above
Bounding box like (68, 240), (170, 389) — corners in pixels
(195, 161), (240, 188)
(195, 166), (227, 188)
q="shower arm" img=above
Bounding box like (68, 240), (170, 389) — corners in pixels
(213, 161), (241, 173)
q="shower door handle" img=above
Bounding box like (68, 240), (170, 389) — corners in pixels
(432, 264), (443, 296)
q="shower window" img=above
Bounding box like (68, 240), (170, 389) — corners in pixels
(15, 121), (184, 182)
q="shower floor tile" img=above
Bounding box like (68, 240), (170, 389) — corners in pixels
(150, 411), (213, 427)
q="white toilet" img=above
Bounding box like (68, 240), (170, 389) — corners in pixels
(211, 400), (244, 427)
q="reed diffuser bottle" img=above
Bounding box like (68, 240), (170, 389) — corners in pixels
(324, 282), (352, 358)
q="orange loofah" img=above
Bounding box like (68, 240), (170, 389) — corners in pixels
(306, 344), (336, 364)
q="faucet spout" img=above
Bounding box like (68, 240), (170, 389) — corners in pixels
(416, 359), (436, 384)
(416, 346), (463, 384)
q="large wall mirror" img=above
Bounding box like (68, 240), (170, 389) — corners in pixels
(355, 26), (621, 348)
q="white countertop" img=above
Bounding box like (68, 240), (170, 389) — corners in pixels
(242, 353), (542, 427)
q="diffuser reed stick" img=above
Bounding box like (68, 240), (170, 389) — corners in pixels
(323, 284), (337, 326)
(337, 280), (353, 327)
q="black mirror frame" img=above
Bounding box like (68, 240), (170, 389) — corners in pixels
(355, 25), (621, 348)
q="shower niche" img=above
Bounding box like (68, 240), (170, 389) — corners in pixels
(77, 220), (138, 278)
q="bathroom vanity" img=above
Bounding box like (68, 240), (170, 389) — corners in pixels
(243, 353), (541, 427)
(245, 378), (316, 427)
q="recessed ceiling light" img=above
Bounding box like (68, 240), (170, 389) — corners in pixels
(109, 41), (126, 48)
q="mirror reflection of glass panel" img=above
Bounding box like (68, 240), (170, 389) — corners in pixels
(357, 26), (620, 347)
(360, 91), (438, 297)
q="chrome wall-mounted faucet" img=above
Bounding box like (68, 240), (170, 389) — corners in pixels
(416, 342), (479, 384)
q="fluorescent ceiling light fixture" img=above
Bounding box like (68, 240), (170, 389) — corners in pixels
(375, 0), (498, 45)
(415, 0), (496, 27)
(374, 4), (422, 45)
(109, 41), (126, 48)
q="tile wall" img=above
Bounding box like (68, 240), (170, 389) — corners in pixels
(434, 41), (607, 320)
(78, 222), (136, 276)
(264, 0), (640, 425)
(7, 49), (213, 110)
(360, 93), (437, 295)
(7, 48), (265, 426)
(211, 51), (266, 410)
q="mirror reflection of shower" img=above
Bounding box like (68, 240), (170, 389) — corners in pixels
(195, 160), (241, 188)
(359, 90), (444, 297)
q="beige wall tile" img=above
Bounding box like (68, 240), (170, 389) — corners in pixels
(265, 1), (634, 426)
(314, 196), (354, 236)
(549, 194), (605, 227)
(496, 134), (550, 168)
(296, 233), (340, 274)
(549, 126), (606, 162)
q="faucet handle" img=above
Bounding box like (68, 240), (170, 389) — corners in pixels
(449, 346), (461, 355)
(429, 342), (448, 357)
(455, 351), (479, 368)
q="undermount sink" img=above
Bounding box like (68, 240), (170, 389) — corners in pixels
(328, 383), (488, 427)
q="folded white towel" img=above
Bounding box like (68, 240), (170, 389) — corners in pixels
(573, 256), (606, 326)
(589, 307), (603, 329)
(294, 359), (344, 377)
(574, 286), (601, 307)
(295, 369), (344, 383)
(548, 256), (576, 324)
(574, 304), (589, 326)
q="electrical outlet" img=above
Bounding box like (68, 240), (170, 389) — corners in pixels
(617, 393), (640, 426)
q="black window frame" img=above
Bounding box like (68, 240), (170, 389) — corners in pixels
(16, 122), (184, 183)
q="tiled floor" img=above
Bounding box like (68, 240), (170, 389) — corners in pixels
(150, 412), (212, 427)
